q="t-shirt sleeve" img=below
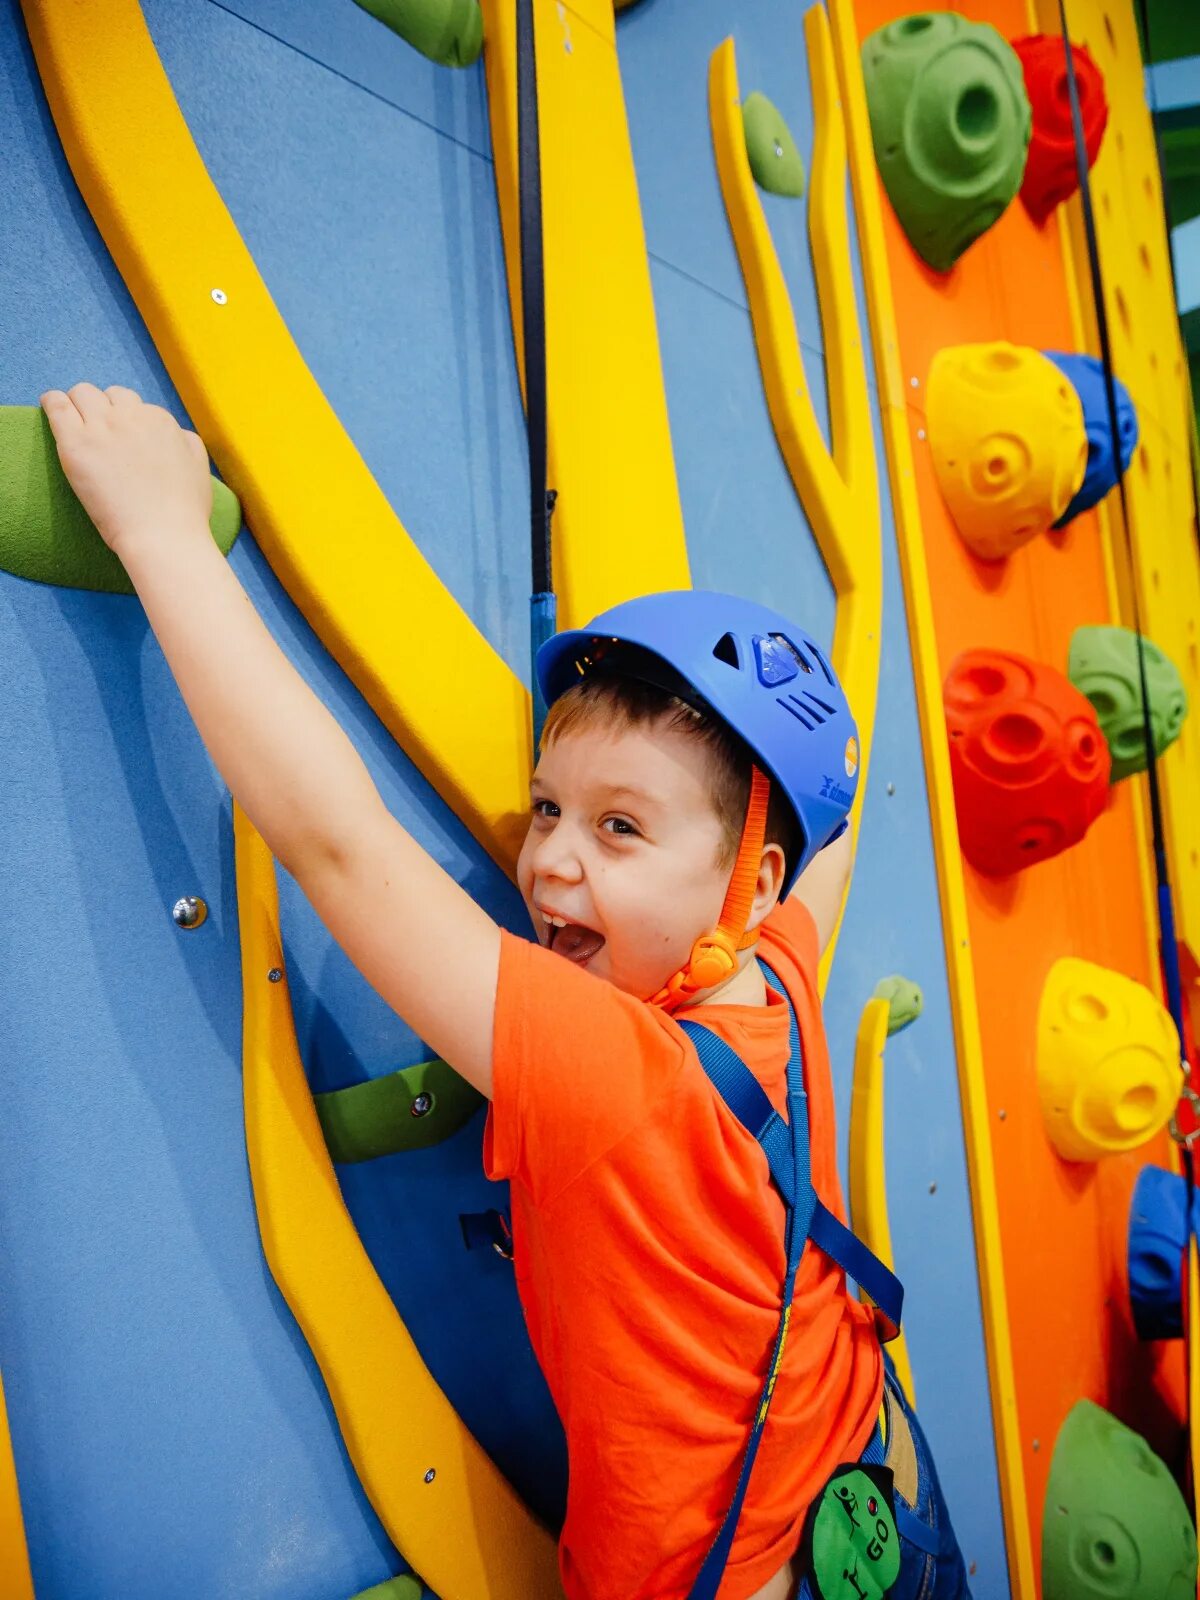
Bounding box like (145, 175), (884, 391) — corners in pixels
(484, 931), (691, 1207)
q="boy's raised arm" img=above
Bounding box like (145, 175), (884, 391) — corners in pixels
(788, 824), (853, 957)
(41, 384), (499, 1096)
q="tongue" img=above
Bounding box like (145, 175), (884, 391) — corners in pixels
(551, 923), (606, 964)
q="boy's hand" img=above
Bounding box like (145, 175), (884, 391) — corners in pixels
(40, 383), (212, 559)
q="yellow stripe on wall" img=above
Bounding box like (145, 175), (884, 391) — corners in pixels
(709, 8), (883, 981)
(482, 0), (691, 628)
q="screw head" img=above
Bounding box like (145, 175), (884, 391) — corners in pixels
(773, 140), (784, 158)
(886, 782), (896, 796)
(423, 1468), (436, 1484)
(910, 375), (920, 388)
(211, 288), (228, 305)
(268, 968), (283, 984)
(410, 1092), (434, 1118)
(171, 895), (208, 929)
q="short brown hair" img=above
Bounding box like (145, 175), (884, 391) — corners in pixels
(541, 674), (800, 875)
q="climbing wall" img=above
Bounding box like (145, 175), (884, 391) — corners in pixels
(1, 0), (1195, 1597)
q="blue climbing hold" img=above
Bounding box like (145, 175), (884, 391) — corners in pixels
(1043, 351), (1138, 527)
(1128, 1165), (1194, 1342)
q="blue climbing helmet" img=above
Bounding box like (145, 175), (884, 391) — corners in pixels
(536, 590), (859, 896)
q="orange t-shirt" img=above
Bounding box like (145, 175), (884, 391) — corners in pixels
(483, 897), (883, 1600)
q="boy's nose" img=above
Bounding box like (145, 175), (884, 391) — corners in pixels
(530, 823), (584, 884)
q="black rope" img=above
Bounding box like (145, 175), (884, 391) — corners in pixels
(516, 0), (555, 598)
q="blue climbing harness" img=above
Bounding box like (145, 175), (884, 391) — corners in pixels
(678, 957), (904, 1600)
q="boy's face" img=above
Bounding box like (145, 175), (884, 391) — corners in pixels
(517, 717), (734, 999)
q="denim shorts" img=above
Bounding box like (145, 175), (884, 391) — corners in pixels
(798, 1362), (973, 1600)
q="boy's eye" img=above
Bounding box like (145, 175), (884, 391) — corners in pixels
(532, 798), (559, 819)
(601, 816), (639, 837)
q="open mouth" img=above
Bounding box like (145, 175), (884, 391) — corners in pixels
(539, 910), (606, 966)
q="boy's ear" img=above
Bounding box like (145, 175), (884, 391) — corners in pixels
(746, 841), (788, 933)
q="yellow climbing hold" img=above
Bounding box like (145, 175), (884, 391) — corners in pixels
(1036, 957), (1180, 1162)
(927, 342), (1087, 561)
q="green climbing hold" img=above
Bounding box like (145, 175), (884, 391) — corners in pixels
(0, 406), (240, 597)
(741, 92), (806, 199)
(1043, 1399), (1197, 1599)
(873, 976), (924, 1036)
(353, 0), (483, 68)
(1068, 624), (1189, 782)
(348, 1576), (423, 1600)
(315, 1057), (482, 1163)
(861, 12), (1031, 272)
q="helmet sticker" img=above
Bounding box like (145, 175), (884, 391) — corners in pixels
(844, 736), (859, 779)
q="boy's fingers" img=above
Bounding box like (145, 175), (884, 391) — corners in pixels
(39, 390), (79, 438)
(182, 430), (209, 464)
(105, 385), (142, 409)
(65, 381), (111, 421)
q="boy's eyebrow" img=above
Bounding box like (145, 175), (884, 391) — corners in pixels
(528, 777), (664, 808)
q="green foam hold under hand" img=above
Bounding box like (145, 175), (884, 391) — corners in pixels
(872, 976), (924, 1035)
(1043, 1399), (1196, 1599)
(741, 92), (806, 199)
(1068, 624), (1189, 782)
(0, 406), (240, 597)
(315, 1057), (482, 1163)
(862, 12), (1031, 272)
(353, 0), (483, 67)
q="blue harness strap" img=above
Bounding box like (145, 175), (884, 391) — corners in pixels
(678, 958), (903, 1600)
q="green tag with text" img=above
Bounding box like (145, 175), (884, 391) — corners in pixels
(805, 1464), (900, 1600)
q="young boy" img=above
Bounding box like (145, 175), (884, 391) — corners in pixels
(41, 384), (970, 1600)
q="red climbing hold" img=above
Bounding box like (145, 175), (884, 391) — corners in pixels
(1012, 35), (1108, 225)
(944, 648), (1110, 876)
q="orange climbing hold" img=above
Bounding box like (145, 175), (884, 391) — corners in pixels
(944, 648), (1110, 876)
(927, 342), (1087, 560)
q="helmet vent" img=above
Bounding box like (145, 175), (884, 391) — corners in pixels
(773, 633), (813, 674)
(712, 632), (741, 668)
(806, 642), (836, 686)
(800, 689), (837, 718)
(779, 695), (817, 730)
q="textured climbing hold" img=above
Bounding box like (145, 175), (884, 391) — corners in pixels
(741, 92), (806, 198)
(861, 12), (1031, 271)
(927, 344), (1087, 559)
(944, 649), (1110, 876)
(872, 976), (924, 1035)
(1037, 957), (1180, 1161)
(1044, 354), (1137, 525)
(314, 1058), (482, 1163)
(0, 406), (240, 596)
(1128, 1165), (1192, 1342)
(1042, 1399), (1196, 1599)
(1013, 35), (1108, 225)
(1068, 624), (1189, 781)
(352, 0), (483, 68)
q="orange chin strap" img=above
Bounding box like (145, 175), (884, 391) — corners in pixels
(650, 765), (771, 1015)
